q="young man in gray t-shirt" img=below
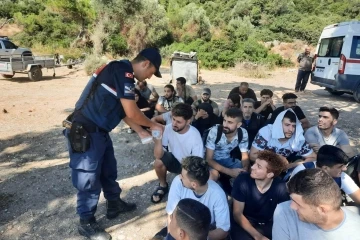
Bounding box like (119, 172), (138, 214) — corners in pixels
(305, 107), (356, 158)
(273, 168), (360, 240)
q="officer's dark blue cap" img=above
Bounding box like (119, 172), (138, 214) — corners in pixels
(139, 48), (162, 78)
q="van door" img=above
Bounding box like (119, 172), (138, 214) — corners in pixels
(315, 36), (344, 83)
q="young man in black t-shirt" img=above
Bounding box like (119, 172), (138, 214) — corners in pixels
(242, 98), (265, 149)
(231, 150), (289, 240)
(254, 89), (276, 120)
(268, 93), (311, 130)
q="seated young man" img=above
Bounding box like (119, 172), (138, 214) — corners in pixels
(273, 168), (360, 239)
(176, 77), (197, 105)
(136, 80), (159, 107)
(241, 98), (265, 149)
(254, 89), (276, 120)
(220, 93), (242, 119)
(305, 106), (357, 157)
(168, 198), (211, 240)
(231, 150), (289, 240)
(268, 93), (311, 130)
(206, 108), (249, 181)
(250, 109), (316, 172)
(152, 103), (203, 203)
(165, 156), (230, 240)
(156, 84), (184, 114)
(290, 145), (360, 204)
(134, 88), (154, 119)
(192, 88), (219, 116)
(192, 103), (220, 136)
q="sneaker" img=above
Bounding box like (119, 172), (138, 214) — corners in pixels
(78, 218), (111, 240)
(106, 198), (136, 219)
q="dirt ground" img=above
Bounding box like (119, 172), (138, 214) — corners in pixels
(0, 64), (359, 240)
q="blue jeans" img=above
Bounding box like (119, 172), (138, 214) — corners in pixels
(64, 129), (121, 220)
(215, 157), (242, 169)
(295, 70), (311, 91)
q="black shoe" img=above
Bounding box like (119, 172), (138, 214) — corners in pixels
(78, 217), (111, 240)
(106, 198), (136, 219)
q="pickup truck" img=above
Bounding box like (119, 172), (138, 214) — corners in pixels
(0, 37), (32, 59)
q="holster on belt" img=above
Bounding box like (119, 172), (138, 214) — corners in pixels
(69, 121), (90, 153)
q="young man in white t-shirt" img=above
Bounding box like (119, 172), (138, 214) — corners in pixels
(164, 156), (230, 240)
(273, 168), (360, 240)
(168, 198), (211, 240)
(152, 103), (204, 204)
(291, 145), (360, 204)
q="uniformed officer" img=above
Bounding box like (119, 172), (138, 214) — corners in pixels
(65, 48), (164, 240)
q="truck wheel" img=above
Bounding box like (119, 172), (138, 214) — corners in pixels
(28, 67), (42, 81)
(354, 86), (360, 103)
(1, 72), (15, 79)
(325, 88), (344, 96)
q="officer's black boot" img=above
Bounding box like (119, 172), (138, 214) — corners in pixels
(78, 217), (111, 240)
(106, 198), (136, 219)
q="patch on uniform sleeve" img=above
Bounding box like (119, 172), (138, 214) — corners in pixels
(125, 72), (134, 78)
(124, 83), (135, 97)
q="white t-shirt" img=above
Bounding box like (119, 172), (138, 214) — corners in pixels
(166, 175), (230, 231)
(162, 112), (172, 125)
(290, 161), (359, 195)
(273, 201), (360, 240)
(162, 124), (204, 162)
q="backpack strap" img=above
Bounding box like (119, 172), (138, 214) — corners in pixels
(237, 127), (243, 142)
(303, 161), (316, 169)
(215, 125), (223, 144)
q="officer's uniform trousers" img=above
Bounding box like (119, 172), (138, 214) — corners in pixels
(65, 127), (121, 220)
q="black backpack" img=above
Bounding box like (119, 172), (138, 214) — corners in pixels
(345, 155), (360, 187)
(202, 125), (243, 160)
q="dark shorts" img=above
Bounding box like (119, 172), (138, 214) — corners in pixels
(161, 151), (182, 174)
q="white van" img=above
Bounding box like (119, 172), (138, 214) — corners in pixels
(311, 21), (360, 102)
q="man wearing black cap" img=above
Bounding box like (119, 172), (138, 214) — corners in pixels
(64, 48), (164, 240)
(192, 87), (219, 116)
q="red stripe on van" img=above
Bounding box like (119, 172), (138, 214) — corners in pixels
(347, 59), (360, 64)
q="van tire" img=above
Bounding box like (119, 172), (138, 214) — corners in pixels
(326, 88), (345, 96)
(353, 86), (360, 103)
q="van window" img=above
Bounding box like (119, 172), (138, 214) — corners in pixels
(350, 36), (360, 59)
(318, 37), (344, 57)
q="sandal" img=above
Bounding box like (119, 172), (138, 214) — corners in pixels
(151, 183), (169, 204)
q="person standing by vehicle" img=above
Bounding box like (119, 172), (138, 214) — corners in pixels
(64, 48), (164, 240)
(295, 46), (314, 92)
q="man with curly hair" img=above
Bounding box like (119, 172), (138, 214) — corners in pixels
(231, 150), (290, 240)
(155, 156), (230, 240)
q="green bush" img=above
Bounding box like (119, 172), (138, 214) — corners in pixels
(162, 37), (292, 69)
(107, 34), (128, 56)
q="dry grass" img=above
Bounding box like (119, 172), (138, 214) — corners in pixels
(233, 62), (269, 78)
(84, 54), (108, 75)
(270, 40), (315, 64)
(30, 43), (84, 60)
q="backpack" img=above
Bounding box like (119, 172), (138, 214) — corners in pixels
(345, 155), (360, 187)
(202, 125), (243, 160)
